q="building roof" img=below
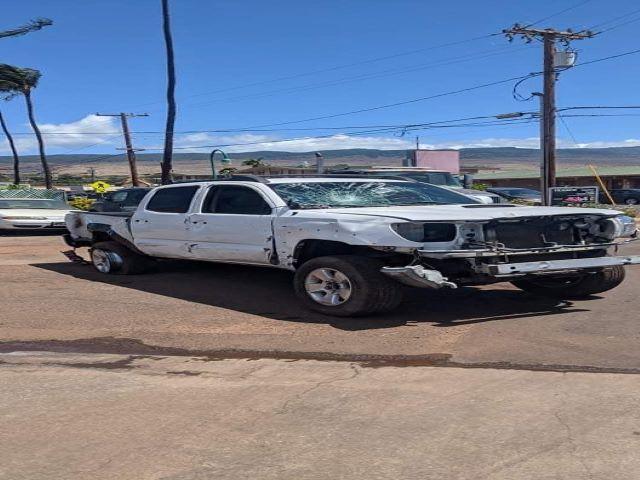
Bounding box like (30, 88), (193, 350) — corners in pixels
(474, 166), (640, 180)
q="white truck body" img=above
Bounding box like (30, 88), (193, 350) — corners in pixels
(65, 177), (640, 316)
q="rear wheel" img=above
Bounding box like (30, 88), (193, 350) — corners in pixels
(294, 255), (403, 317)
(90, 241), (149, 275)
(511, 266), (626, 298)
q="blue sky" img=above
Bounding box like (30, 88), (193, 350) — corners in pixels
(2, 0), (640, 155)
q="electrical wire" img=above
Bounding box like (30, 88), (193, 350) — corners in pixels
(179, 46), (532, 110)
(524, 0), (594, 28)
(512, 72), (543, 101)
(558, 115), (580, 146)
(589, 7), (640, 31)
(203, 46), (640, 131)
(236, 75), (536, 130)
(138, 117), (536, 151)
(128, 32), (504, 109)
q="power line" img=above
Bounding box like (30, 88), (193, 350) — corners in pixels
(589, 7), (640, 31)
(239, 75), (534, 129)
(139, 116), (535, 151)
(524, 0), (594, 28)
(129, 2), (595, 110)
(180, 46), (531, 110)
(572, 47), (640, 68)
(213, 46), (640, 131)
(12, 105), (640, 136)
(558, 115), (580, 145)
(597, 15), (640, 35)
(128, 33), (503, 109)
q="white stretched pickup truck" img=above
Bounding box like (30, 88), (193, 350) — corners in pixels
(65, 176), (639, 316)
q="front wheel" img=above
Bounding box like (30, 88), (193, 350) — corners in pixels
(293, 255), (403, 317)
(511, 266), (626, 298)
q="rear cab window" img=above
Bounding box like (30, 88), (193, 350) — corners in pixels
(146, 186), (200, 213)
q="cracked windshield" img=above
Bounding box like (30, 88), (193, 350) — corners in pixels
(271, 181), (476, 208)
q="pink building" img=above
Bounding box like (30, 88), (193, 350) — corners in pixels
(407, 150), (460, 173)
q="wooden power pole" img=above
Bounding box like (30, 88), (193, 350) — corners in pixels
(96, 112), (148, 186)
(503, 25), (593, 205)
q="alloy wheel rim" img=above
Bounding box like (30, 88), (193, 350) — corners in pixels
(92, 249), (112, 273)
(304, 268), (353, 306)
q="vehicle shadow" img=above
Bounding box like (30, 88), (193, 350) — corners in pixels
(33, 259), (591, 331)
(0, 230), (65, 237)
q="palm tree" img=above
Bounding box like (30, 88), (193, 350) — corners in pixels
(0, 18), (52, 39)
(0, 108), (21, 184)
(0, 64), (51, 188)
(242, 157), (266, 168)
(160, 0), (176, 185)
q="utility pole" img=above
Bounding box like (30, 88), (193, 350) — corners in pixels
(503, 25), (593, 205)
(96, 112), (148, 186)
(315, 152), (324, 174)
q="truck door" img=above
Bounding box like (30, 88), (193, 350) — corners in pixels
(131, 185), (201, 258)
(186, 184), (275, 264)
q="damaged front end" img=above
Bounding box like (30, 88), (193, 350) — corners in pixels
(382, 213), (640, 289)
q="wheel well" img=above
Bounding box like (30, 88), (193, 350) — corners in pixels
(292, 239), (406, 267)
(91, 231), (111, 243)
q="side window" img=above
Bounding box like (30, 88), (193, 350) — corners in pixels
(202, 186), (271, 215)
(146, 186), (199, 213)
(110, 191), (128, 203)
(124, 190), (149, 206)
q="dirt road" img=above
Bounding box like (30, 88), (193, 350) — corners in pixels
(1, 233), (639, 371)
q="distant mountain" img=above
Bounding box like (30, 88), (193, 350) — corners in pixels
(1, 146), (640, 175)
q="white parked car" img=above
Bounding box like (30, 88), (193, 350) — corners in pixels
(0, 197), (72, 230)
(65, 176), (639, 316)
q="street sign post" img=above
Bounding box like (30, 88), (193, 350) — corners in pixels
(89, 181), (111, 194)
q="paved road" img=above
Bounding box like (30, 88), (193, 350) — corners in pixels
(2, 352), (640, 480)
(1, 233), (639, 370)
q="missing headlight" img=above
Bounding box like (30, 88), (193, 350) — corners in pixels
(392, 222), (457, 242)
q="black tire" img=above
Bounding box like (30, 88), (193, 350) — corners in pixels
(512, 266), (626, 299)
(293, 255), (403, 317)
(90, 241), (149, 275)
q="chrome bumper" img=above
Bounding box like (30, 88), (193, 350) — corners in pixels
(480, 255), (640, 276)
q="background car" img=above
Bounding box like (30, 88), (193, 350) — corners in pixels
(599, 189), (640, 205)
(486, 187), (542, 205)
(0, 197), (73, 230)
(90, 187), (150, 212)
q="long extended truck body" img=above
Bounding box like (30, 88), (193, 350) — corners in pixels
(65, 176), (639, 316)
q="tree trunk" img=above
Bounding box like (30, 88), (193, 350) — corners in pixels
(23, 89), (52, 188)
(160, 0), (176, 185)
(0, 109), (20, 185)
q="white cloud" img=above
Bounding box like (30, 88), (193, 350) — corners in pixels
(6, 118), (640, 157)
(0, 114), (120, 154)
(163, 132), (416, 152)
(158, 132), (640, 152)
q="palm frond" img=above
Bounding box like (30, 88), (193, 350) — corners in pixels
(0, 64), (42, 92)
(0, 18), (53, 39)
